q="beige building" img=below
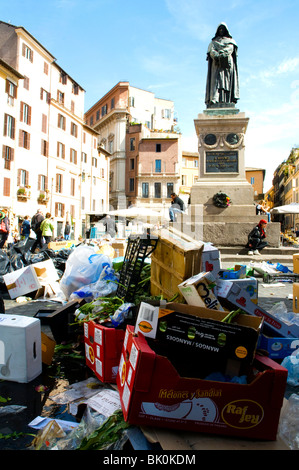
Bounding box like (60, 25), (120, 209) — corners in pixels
(0, 21), (109, 239)
(85, 82), (180, 209)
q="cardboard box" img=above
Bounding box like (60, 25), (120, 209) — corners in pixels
(178, 271), (224, 310)
(84, 321), (125, 383)
(216, 279), (299, 338)
(154, 302), (263, 379)
(3, 259), (59, 299)
(220, 277), (258, 304)
(220, 265), (246, 280)
(259, 333), (299, 359)
(41, 332), (56, 365)
(117, 325), (288, 440)
(150, 228), (204, 300)
(293, 253), (299, 274)
(201, 243), (221, 279)
(293, 283), (299, 313)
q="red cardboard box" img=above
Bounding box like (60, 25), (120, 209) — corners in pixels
(117, 325), (288, 440)
(84, 321), (125, 383)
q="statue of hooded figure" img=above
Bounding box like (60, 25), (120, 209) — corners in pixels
(205, 22), (240, 107)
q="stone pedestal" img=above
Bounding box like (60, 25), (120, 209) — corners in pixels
(188, 108), (281, 247)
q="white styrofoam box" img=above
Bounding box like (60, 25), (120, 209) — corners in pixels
(0, 314), (42, 383)
(3, 259), (59, 299)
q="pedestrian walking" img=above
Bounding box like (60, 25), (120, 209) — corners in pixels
(0, 209), (10, 249)
(246, 219), (268, 255)
(40, 212), (54, 245)
(64, 221), (71, 240)
(20, 215), (31, 240)
(31, 209), (44, 252)
(169, 193), (185, 222)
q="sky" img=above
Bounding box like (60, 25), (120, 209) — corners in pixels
(2, 0), (299, 192)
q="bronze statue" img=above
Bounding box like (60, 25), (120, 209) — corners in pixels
(205, 23), (239, 107)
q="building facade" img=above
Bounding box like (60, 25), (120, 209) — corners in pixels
(85, 82), (180, 210)
(0, 21), (109, 239)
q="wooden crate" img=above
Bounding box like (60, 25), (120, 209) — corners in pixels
(150, 227), (204, 300)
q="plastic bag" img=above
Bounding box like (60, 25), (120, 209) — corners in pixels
(110, 302), (134, 327)
(70, 265), (118, 302)
(59, 245), (112, 299)
(281, 349), (299, 386)
(279, 393), (299, 449)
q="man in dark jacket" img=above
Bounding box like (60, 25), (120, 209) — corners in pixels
(246, 219), (268, 255)
(31, 209), (44, 252)
(169, 193), (185, 222)
(64, 221), (71, 240)
(0, 209), (10, 249)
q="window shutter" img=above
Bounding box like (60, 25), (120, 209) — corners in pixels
(45, 176), (48, 191)
(25, 170), (29, 186)
(11, 148), (14, 161)
(74, 150), (77, 165)
(62, 204), (65, 218)
(38, 175), (41, 190)
(2, 145), (5, 159)
(19, 130), (23, 147)
(20, 102), (24, 121)
(27, 133), (30, 150)
(17, 169), (21, 186)
(42, 114), (47, 133)
(30, 49), (33, 63)
(55, 202), (58, 217)
(22, 43), (25, 57)
(3, 178), (10, 197)
(62, 144), (65, 160)
(3, 114), (7, 136)
(11, 117), (15, 140)
(28, 105), (32, 125)
(40, 88), (43, 100)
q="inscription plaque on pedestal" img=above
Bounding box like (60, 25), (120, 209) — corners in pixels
(205, 151), (238, 173)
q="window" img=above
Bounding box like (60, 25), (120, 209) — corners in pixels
(101, 168), (105, 179)
(194, 159), (198, 167)
(251, 177), (255, 184)
(130, 158), (135, 170)
(2, 146), (14, 170)
(71, 122), (78, 137)
(82, 196), (85, 210)
(40, 88), (51, 103)
(18, 169), (28, 187)
(155, 159), (161, 173)
(167, 183), (174, 198)
(129, 178), (135, 192)
(96, 110), (100, 121)
(23, 76), (29, 90)
(130, 138), (135, 151)
(129, 97), (135, 107)
(156, 143), (161, 152)
(22, 43), (33, 62)
(162, 109), (171, 118)
(154, 182), (161, 198)
(101, 104), (107, 117)
(81, 152), (87, 163)
(92, 157), (97, 167)
(41, 139), (48, 157)
(6, 80), (17, 104)
(44, 62), (49, 75)
(70, 148), (77, 164)
(92, 199), (96, 211)
(56, 174), (63, 193)
(4, 114), (15, 139)
(59, 72), (67, 85)
(55, 202), (65, 217)
(70, 178), (75, 196)
(71, 100), (75, 113)
(19, 130), (30, 149)
(72, 83), (79, 95)
(57, 142), (65, 159)
(108, 140), (113, 153)
(20, 102), (31, 125)
(57, 114), (66, 130)
(111, 97), (115, 109)
(90, 116), (94, 126)
(182, 158), (186, 167)
(57, 90), (64, 104)
(182, 175), (187, 185)
(38, 175), (47, 191)
(142, 182), (149, 198)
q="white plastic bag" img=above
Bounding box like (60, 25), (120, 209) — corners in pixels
(59, 245), (112, 299)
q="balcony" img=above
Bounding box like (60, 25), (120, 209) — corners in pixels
(17, 187), (31, 201)
(37, 190), (50, 204)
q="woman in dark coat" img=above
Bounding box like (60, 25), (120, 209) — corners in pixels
(246, 219), (268, 255)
